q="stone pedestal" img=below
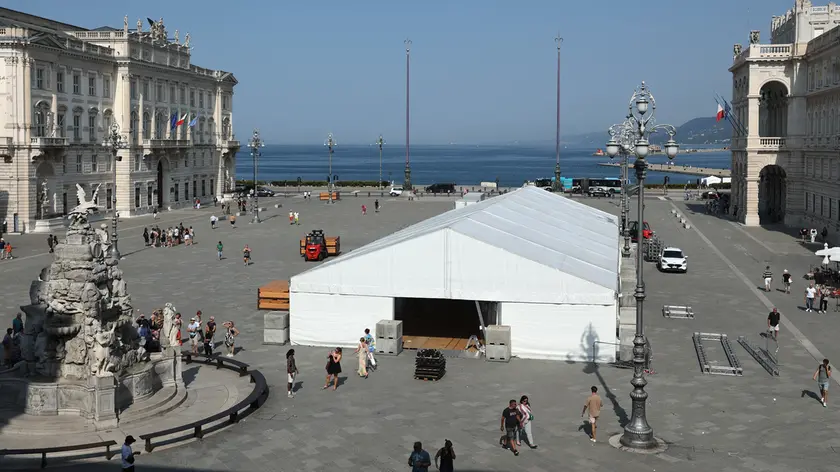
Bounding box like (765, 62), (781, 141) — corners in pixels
(91, 373), (118, 429)
(263, 311), (290, 345)
(31, 217), (66, 234)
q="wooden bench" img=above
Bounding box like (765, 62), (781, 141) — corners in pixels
(257, 280), (289, 310)
(319, 191), (340, 201)
(140, 370), (268, 452)
(182, 351), (249, 376)
(0, 440), (117, 469)
(299, 236), (341, 256)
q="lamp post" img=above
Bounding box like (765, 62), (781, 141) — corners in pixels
(605, 81), (679, 451)
(103, 122), (126, 260)
(376, 135), (385, 189)
(607, 116), (637, 257)
(552, 35), (563, 192)
(248, 129), (264, 223)
(324, 133), (337, 204)
(404, 39), (412, 191)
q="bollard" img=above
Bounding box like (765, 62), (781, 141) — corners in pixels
(684, 223), (691, 229)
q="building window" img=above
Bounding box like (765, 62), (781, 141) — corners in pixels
(134, 154), (141, 172)
(222, 95), (229, 110)
(106, 188), (112, 210)
(184, 182), (189, 201)
(88, 114), (97, 142)
(34, 109), (46, 137)
(192, 153), (197, 167)
(57, 112), (65, 137)
(142, 80), (149, 99)
(198, 121), (205, 143)
(103, 113), (112, 133)
(57, 71), (64, 93)
(210, 179), (214, 195)
(822, 196), (825, 216)
(88, 76), (96, 96)
(222, 118), (230, 141)
(91, 154), (98, 173)
(130, 112), (139, 143)
(130, 79), (137, 99)
(174, 184), (179, 201)
(193, 180), (197, 199)
(76, 154), (82, 173)
(135, 187), (141, 208)
(103, 77), (110, 98)
(813, 193), (817, 212)
(189, 90), (195, 107)
(72, 114), (81, 141)
(105, 154), (111, 172)
(142, 112), (151, 138)
(201, 179), (206, 196)
(147, 184), (153, 206)
(170, 86), (175, 103)
(180, 86), (186, 105)
(199, 91), (204, 108)
(156, 83), (163, 101)
(62, 157), (66, 174)
(35, 67), (45, 89)
(156, 113), (165, 139)
(184, 156), (189, 167)
(73, 73), (81, 94)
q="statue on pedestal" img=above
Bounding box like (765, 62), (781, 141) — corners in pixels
(124, 16), (128, 35)
(184, 33), (190, 47)
(39, 180), (49, 220)
(137, 18), (142, 33)
(174, 30), (179, 43)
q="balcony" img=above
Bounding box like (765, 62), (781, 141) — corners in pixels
(758, 137), (786, 150)
(142, 139), (192, 149)
(225, 140), (240, 150)
(30, 137), (69, 148)
(732, 44), (792, 69)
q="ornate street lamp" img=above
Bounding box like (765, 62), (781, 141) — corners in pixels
(376, 135), (385, 190)
(607, 116), (637, 257)
(102, 122), (126, 259)
(606, 81), (678, 451)
(552, 35), (563, 192)
(324, 133), (337, 204)
(247, 129), (264, 223)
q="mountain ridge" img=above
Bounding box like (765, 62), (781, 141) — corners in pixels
(561, 116), (731, 147)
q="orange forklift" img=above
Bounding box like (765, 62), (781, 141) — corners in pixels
(300, 229), (341, 261)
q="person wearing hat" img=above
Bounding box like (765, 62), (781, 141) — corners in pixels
(188, 317), (200, 354)
(121, 435), (139, 470)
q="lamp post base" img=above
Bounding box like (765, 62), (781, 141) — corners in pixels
(610, 433), (667, 454)
(404, 164), (412, 191)
(552, 163), (562, 192)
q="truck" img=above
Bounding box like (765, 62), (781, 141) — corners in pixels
(300, 229), (341, 261)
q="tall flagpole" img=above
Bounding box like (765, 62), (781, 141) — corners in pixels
(553, 35), (563, 192)
(404, 38), (413, 191)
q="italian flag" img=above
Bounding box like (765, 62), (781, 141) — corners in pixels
(175, 114), (188, 127)
(715, 104), (725, 122)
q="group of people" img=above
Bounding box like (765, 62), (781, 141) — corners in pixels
(2, 313), (24, 367)
(185, 310), (239, 357)
(500, 395), (540, 456)
(800, 227), (828, 244)
(360, 199), (380, 215)
(143, 224), (195, 248)
(0, 237), (14, 259)
(288, 211), (300, 225)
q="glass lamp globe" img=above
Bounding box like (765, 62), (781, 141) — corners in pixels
(664, 138), (679, 159)
(606, 138), (620, 158)
(636, 96), (649, 115)
(635, 138), (650, 158)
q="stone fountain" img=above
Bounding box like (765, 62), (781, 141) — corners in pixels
(0, 184), (183, 429)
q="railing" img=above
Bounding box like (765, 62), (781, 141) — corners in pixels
(143, 138), (191, 148)
(0, 440), (117, 469)
(139, 352), (269, 453)
(734, 44), (792, 63)
(66, 30), (125, 40)
(226, 140), (240, 149)
(758, 137), (786, 149)
(30, 137), (69, 147)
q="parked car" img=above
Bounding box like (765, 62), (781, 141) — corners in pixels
(658, 247), (688, 273)
(425, 183), (456, 194)
(587, 186), (610, 197)
(389, 186), (403, 197)
(255, 187), (275, 197)
(628, 220), (653, 242)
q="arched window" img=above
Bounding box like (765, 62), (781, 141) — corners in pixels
(143, 112), (151, 138)
(221, 117), (230, 141)
(155, 113), (165, 139)
(198, 118), (205, 143)
(130, 111), (139, 142)
(34, 107), (46, 137)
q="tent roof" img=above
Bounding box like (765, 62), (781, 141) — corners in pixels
(295, 186), (620, 292)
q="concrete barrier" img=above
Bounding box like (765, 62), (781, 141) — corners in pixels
(263, 311), (290, 345)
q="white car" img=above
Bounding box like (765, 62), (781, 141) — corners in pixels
(658, 247), (687, 273)
(389, 186), (403, 197)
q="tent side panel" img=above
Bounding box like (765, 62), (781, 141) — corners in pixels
(501, 302), (617, 362)
(290, 293), (394, 347)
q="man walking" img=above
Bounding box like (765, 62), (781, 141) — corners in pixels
(805, 282), (817, 312)
(121, 435), (139, 471)
(364, 328), (376, 370)
(814, 359), (832, 407)
(294, 211), (300, 225)
(767, 308), (780, 342)
(500, 399), (521, 456)
(763, 265), (773, 292)
(782, 269), (792, 294)
(581, 386), (603, 443)
(408, 441), (432, 472)
(217, 241), (224, 260)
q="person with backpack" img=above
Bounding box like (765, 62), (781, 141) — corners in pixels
(814, 358), (832, 407)
(434, 440), (456, 472)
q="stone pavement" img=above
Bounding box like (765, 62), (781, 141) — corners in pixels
(2, 194), (840, 471)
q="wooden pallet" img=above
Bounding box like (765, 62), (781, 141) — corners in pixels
(258, 280), (290, 310)
(403, 336), (469, 351)
(319, 192), (341, 201)
(415, 373), (445, 381)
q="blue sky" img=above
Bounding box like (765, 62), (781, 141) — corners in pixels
(10, 0), (794, 144)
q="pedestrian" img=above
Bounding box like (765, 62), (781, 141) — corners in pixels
(374, 199), (380, 213)
(811, 228), (818, 243)
(286, 348), (299, 398)
(355, 337), (369, 378)
(364, 328), (376, 370)
(762, 265), (773, 292)
(52, 234), (58, 249)
(805, 282), (817, 312)
(142, 228), (149, 247)
(323, 347), (342, 390)
(767, 308), (780, 343)
(223, 320), (239, 357)
(361, 204), (367, 215)
(500, 399), (521, 456)
(434, 439), (456, 472)
(294, 211), (300, 225)
(214, 196), (218, 207)
(820, 284), (830, 314)
(408, 441), (432, 472)
(3, 241), (12, 259)
(203, 316), (216, 356)
(581, 386), (603, 443)
(783, 269), (792, 294)
(230, 214), (236, 228)
(217, 241), (224, 260)
(243, 244), (251, 266)
(153, 207), (158, 219)
(210, 215), (217, 230)
(184, 229), (192, 246)
(188, 317), (200, 354)
(822, 226), (829, 243)
(814, 358), (832, 407)
(12, 313), (24, 335)
(0, 238), (5, 260)
(517, 395), (538, 449)
(47, 234), (55, 253)
(289, 210), (294, 225)
(174, 312), (183, 346)
(3, 328), (13, 367)
(121, 435), (139, 471)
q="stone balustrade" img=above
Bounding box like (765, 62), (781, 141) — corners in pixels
(734, 44), (792, 64)
(143, 138), (191, 149)
(30, 137), (69, 148)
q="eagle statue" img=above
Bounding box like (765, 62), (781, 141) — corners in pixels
(66, 183), (101, 224)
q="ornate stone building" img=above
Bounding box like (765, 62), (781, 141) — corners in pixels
(729, 0), (840, 230)
(0, 8), (239, 233)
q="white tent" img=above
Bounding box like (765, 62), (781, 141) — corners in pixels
(290, 186), (621, 362)
(700, 175), (732, 186)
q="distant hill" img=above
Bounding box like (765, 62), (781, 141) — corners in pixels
(564, 116), (731, 147)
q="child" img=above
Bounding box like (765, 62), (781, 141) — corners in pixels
(243, 245), (251, 266)
(361, 204), (367, 215)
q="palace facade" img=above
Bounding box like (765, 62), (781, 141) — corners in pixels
(0, 8), (239, 233)
(729, 0), (840, 235)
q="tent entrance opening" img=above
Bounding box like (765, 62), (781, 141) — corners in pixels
(394, 298), (498, 351)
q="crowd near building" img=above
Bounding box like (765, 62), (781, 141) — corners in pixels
(729, 0), (840, 236)
(0, 8), (238, 233)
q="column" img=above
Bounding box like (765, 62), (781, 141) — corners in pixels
(747, 96), (760, 137)
(744, 178), (760, 226)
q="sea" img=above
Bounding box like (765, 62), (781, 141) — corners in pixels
(234, 144), (731, 187)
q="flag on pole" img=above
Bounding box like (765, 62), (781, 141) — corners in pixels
(188, 114), (198, 127)
(716, 103), (725, 122)
(715, 94), (746, 135)
(175, 114), (187, 127)
(169, 113), (177, 130)
(147, 18), (156, 28)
